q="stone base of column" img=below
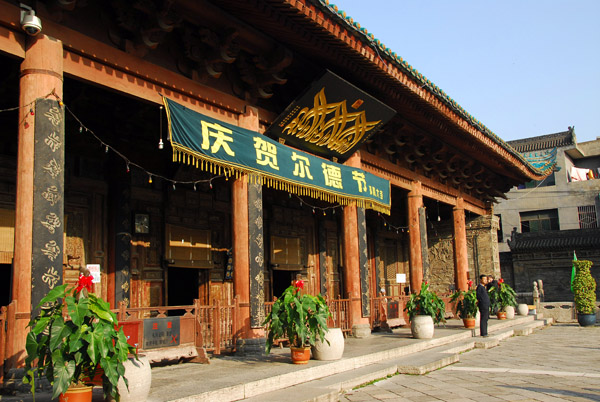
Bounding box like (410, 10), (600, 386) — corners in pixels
(351, 323), (372, 338)
(236, 337), (266, 356)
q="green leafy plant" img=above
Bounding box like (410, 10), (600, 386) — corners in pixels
(489, 279), (517, 313)
(23, 283), (137, 401)
(450, 281), (478, 319)
(263, 280), (331, 354)
(572, 259), (597, 314)
(403, 282), (446, 324)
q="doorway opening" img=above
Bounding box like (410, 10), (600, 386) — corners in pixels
(167, 267), (198, 315)
(272, 270), (298, 299)
(0, 263), (11, 306)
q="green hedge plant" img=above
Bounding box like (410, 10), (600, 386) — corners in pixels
(572, 260), (597, 314)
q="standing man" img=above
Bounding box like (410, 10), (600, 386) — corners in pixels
(477, 274), (490, 337)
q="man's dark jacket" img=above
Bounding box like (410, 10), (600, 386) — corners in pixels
(477, 283), (490, 310)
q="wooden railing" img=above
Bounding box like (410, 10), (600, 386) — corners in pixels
(112, 298), (239, 356)
(326, 296), (352, 334)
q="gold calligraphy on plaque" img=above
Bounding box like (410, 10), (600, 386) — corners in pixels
(282, 88), (381, 154)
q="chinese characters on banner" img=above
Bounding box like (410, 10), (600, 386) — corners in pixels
(163, 97), (391, 214)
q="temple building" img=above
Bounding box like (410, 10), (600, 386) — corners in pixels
(495, 129), (600, 301)
(0, 0), (549, 369)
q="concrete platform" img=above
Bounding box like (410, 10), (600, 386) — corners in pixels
(0, 315), (550, 402)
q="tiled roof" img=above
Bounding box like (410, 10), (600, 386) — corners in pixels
(311, 0), (554, 177)
(508, 228), (600, 252)
(508, 128), (575, 153)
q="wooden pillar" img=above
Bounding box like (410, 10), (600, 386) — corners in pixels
(233, 106), (264, 354)
(12, 35), (63, 367)
(453, 198), (469, 292)
(342, 152), (370, 337)
(407, 181), (423, 293)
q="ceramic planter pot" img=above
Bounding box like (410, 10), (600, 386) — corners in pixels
(517, 303), (529, 316)
(462, 318), (476, 329)
(496, 311), (507, 320)
(577, 313), (597, 327)
(504, 305), (515, 319)
(410, 315), (434, 339)
(59, 385), (93, 402)
(312, 328), (345, 360)
(290, 346), (311, 364)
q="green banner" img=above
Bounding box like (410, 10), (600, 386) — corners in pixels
(163, 97), (391, 214)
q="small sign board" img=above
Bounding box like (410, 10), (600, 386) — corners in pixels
(396, 273), (406, 284)
(387, 301), (399, 319)
(87, 264), (101, 284)
(143, 317), (180, 349)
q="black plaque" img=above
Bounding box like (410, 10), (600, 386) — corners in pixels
(266, 70), (396, 162)
(113, 167), (131, 307)
(143, 317), (180, 349)
(318, 221), (327, 296)
(357, 208), (370, 316)
(248, 183), (265, 328)
(31, 99), (64, 313)
(373, 230), (381, 297)
(418, 207), (430, 282)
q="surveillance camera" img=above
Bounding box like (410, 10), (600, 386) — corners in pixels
(20, 9), (42, 36)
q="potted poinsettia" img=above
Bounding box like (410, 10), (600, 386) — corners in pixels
(23, 274), (136, 401)
(403, 282), (446, 339)
(263, 280), (331, 364)
(450, 280), (478, 328)
(489, 278), (517, 319)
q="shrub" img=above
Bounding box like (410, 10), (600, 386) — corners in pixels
(572, 260), (597, 314)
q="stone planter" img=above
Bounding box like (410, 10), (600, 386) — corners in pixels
(505, 305), (515, 319)
(410, 315), (434, 339)
(109, 354), (152, 402)
(312, 327), (344, 360)
(577, 313), (597, 327)
(517, 304), (529, 316)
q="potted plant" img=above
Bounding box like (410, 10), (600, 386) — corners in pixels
(489, 279), (517, 319)
(23, 276), (137, 401)
(403, 282), (446, 339)
(263, 280), (331, 364)
(450, 280), (478, 328)
(572, 259), (597, 326)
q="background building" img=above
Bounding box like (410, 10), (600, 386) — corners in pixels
(495, 128), (600, 301)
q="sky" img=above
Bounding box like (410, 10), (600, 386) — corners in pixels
(335, 0), (600, 144)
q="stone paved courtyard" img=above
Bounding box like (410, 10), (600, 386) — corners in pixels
(341, 323), (600, 402)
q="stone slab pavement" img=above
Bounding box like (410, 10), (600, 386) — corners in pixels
(340, 323), (600, 402)
(0, 315), (560, 402)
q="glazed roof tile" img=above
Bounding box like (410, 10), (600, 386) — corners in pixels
(508, 228), (600, 252)
(311, 0), (553, 177)
(508, 129), (575, 153)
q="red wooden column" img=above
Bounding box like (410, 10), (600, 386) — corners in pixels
(342, 152), (370, 337)
(453, 197), (469, 292)
(233, 106), (264, 351)
(407, 181), (423, 293)
(12, 35), (63, 367)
